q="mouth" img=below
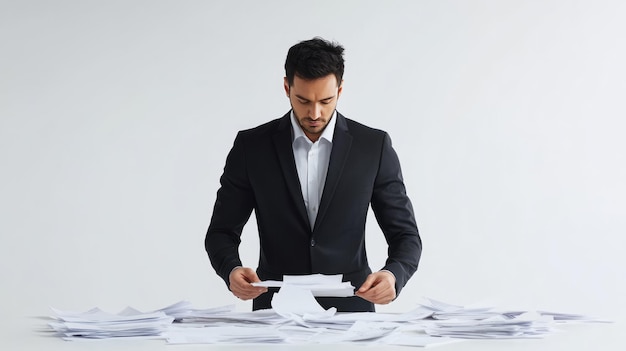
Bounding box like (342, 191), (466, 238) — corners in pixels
(305, 119), (324, 127)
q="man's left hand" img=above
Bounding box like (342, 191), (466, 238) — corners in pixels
(355, 271), (396, 305)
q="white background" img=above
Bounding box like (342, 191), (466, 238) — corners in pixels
(1, 0), (625, 349)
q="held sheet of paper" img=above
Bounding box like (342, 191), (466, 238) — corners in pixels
(251, 273), (356, 297)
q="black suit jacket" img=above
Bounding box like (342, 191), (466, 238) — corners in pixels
(206, 112), (421, 312)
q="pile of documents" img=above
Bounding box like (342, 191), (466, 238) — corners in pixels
(415, 297), (610, 339)
(48, 306), (175, 340)
(417, 298), (553, 339)
(46, 275), (609, 346)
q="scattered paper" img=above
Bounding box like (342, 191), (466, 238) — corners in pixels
(46, 294), (611, 347)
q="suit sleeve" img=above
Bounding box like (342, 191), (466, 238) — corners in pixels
(205, 132), (255, 287)
(370, 132), (422, 297)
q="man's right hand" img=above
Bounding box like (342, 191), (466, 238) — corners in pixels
(228, 267), (268, 300)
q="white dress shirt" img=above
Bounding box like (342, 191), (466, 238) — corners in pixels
(290, 110), (337, 230)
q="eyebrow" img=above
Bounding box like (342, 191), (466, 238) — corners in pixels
(295, 94), (335, 103)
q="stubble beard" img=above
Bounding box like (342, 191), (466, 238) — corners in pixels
(293, 110), (328, 138)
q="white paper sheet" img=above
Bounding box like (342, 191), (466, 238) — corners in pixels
(252, 273), (355, 297)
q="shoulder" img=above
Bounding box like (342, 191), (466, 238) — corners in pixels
(232, 113), (289, 143)
(239, 116), (283, 136)
(339, 113), (388, 141)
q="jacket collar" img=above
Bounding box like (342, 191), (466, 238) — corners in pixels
(273, 111), (353, 233)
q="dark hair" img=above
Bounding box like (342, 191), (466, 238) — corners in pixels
(284, 37), (345, 87)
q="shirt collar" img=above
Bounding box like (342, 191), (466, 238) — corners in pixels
(290, 110), (337, 144)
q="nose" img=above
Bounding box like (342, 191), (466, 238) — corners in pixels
(309, 103), (322, 120)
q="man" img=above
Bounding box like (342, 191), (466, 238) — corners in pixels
(205, 37), (421, 312)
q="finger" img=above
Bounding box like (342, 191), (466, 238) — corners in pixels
(240, 283), (267, 296)
(240, 268), (258, 282)
(230, 267), (257, 288)
(231, 286), (262, 300)
(357, 280), (396, 304)
(230, 267), (255, 281)
(366, 290), (393, 304)
(229, 269), (267, 300)
(232, 277), (264, 290)
(357, 274), (378, 293)
(359, 283), (383, 299)
(378, 284), (396, 304)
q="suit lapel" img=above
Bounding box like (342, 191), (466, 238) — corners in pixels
(272, 113), (310, 230)
(314, 113), (352, 232)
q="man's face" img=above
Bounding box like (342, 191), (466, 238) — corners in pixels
(284, 74), (343, 142)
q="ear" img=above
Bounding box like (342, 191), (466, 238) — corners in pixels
(337, 79), (344, 98)
(283, 77), (290, 97)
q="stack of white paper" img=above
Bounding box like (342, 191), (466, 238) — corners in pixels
(424, 312), (554, 339)
(48, 306), (174, 340)
(178, 307), (288, 326)
(157, 300), (194, 320)
(414, 298), (560, 339)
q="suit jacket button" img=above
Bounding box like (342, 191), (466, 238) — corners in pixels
(310, 239), (316, 247)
